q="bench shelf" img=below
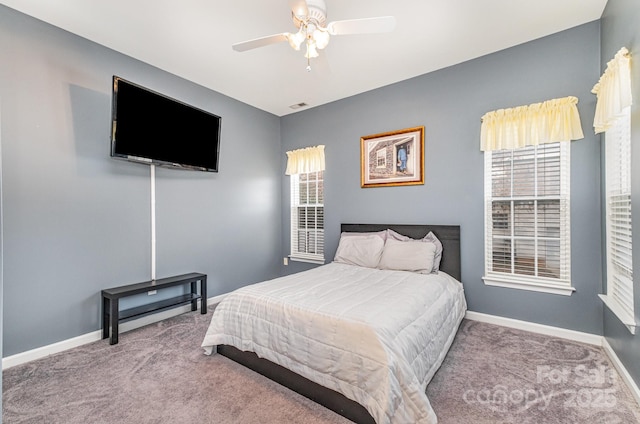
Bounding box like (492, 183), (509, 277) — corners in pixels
(102, 273), (207, 345)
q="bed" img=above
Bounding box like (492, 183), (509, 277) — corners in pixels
(202, 224), (466, 424)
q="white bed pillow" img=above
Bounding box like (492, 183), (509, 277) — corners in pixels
(334, 234), (385, 268)
(386, 229), (443, 273)
(378, 238), (437, 274)
(386, 229), (411, 242)
(423, 231), (443, 273)
(339, 230), (388, 241)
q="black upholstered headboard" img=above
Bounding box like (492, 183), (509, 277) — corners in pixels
(340, 224), (462, 281)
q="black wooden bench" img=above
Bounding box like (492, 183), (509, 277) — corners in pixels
(102, 273), (207, 344)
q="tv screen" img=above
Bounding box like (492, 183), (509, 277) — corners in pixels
(110, 76), (221, 172)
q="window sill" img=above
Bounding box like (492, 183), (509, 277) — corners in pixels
(599, 294), (637, 335)
(483, 274), (575, 296)
(289, 256), (325, 265)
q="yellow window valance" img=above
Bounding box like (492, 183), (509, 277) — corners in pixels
(592, 47), (632, 134)
(285, 145), (325, 175)
(480, 96), (584, 151)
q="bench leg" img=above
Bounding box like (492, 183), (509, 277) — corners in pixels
(109, 298), (119, 345)
(190, 281), (198, 311)
(102, 296), (110, 340)
(200, 276), (207, 314)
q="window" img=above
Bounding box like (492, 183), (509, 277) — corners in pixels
(376, 149), (386, 168)
(290, 170), (324, 263)
(484, 142), (573, 295)
(599, 107), (635, 334)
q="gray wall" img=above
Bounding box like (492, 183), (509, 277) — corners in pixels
(1, 94), (4, 422)
(281, 21), (604, 335)
(0, 5), (283, 357)
(600, 0), (640, 388)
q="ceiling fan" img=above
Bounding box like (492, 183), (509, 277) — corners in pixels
(231, 0), (396, 71)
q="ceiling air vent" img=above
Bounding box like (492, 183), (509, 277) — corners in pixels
(289, 102), (308, 110)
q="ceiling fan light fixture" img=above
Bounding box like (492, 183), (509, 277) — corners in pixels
(287, 30), (305, 50)
(312, 28), (330, 49)
(305, 41), (319, 59)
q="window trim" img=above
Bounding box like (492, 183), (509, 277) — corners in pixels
(483, 142), (574, 295)
(600, 106), (636, 334)
(289, 255), (325, 265)
(599, 295), (636, 335)
(290, 171), (325, 264)
(483, 273), (575, 296)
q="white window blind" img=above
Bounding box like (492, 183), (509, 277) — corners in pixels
(484, 142), (573, 295)
(600, 107), (635, 333)
(290, 171), (324, 263)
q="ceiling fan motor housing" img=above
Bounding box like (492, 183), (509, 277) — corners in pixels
(292, 0), (327, 28)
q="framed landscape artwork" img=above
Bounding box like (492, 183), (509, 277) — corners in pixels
(360, 126), (425, 188)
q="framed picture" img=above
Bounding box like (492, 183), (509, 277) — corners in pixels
(360, 126), (425, 188)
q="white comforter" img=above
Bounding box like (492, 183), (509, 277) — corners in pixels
(202, 262), (467, 424)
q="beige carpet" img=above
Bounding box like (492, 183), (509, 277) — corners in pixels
(3, 310), (640, 423)
(427, 320), (640, 424)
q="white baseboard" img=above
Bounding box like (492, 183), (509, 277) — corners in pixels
(602, 337), (640, 407)
(465, 310), (640, 407)
(464, 310), (602, 345)
(2, 294), (225, 370)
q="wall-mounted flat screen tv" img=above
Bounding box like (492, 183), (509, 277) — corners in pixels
(110, 76), (221, 172)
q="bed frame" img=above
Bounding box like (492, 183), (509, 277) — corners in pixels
(218, 224), (461, 424)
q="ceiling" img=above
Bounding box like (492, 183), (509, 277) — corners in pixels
(1, 0), (608, 117)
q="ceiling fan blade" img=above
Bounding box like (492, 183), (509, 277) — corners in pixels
(289, 0), (309, 20)
(232, 33), (290, 52)
(327, 16), (396, 36)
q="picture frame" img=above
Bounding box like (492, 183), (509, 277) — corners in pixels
(360, 126), (425, 188)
